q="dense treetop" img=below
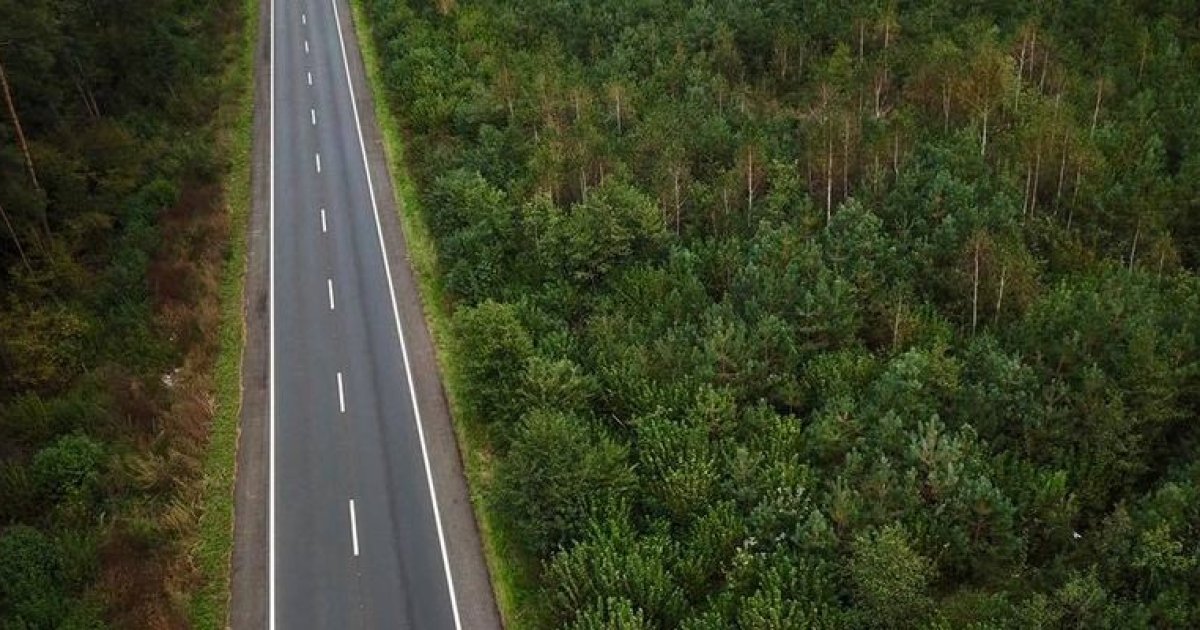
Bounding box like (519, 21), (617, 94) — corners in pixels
(359, 0), (1200, 627)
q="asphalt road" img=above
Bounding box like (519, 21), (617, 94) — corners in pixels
(269, 0), (461, 627)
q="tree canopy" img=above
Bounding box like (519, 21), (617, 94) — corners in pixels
(364, 0), (1200, 626)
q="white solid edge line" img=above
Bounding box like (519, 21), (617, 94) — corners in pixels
(268, 0), (277, 625)
(320, 208), (327, 233)
(315, 152), (322, 173)
(328, 0), (462, 626)
(337, 371), (346, 413)
(327, 278), (335, 310)
(348, 499), (360, 557)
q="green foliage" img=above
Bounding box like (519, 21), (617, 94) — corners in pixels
(0, 525), (63, 627)
(494, 410), (634, 555)
(850, 525), (935, 628)
(359, 0), (1200, 625)
(31, 433), (105, 503)
(453, 300), (534, 427)
(1, 0), (248, 625)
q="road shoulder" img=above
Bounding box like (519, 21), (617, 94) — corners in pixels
(226, 0), (271, 625)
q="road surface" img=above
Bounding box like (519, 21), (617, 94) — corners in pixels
(262, 0), (482, 627)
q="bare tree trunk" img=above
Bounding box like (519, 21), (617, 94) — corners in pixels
(826, 130), (834, 223)
(1038, 49), (1049, 92)
(614, 93), (621, 134)
(673, 168), (682, 234)
(1129, 226), (1139, 272)
(893, 132), (900, 177)
(0, 56), (40, 190)
(0, 200), (32, 273)
(842, 117), (850, 198)
(1022, 163), (1032, 217)
(882, 20), (892, 87)
(1030, 145), (1042, 216)
(1056, 148), (1068, 204)
(746, 147), (754, 214)
(858, 21), (865, 64)
(1015, 35), (1027, 110)
(874, 73), (883, 118)
(892, 297), (903, 349)
(1138, 41), (1148, 83)
(942, 83), (950, 132)
(972, 240), (980, 335)
(71, 56), (100, 119)
(994, 264), (1007, 326)
(980, 108), (989, 157)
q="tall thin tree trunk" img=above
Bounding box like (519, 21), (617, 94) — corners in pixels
(0, 56), (40, 190)
(746, 148), (754, 214)
(980, 109), (989, 157)
(673, 168), (682, 234)
(1022, 163), (1031, 217)
(942, 83), (950, 132)
(859, 21), (865, 63)
(893, 132), (900, 177)
(892, 297), (903, 349)
(0, 201), (32, 273)
(1138, 41), (1148, 83)
(1015, 35), (1027, 110)
(1129, 226), (1139, 272)
(1090, 78), (1104, 136)
(1056, 148), (1068, 204)
(994, 265), (1007, 326)
(826, 130), (834, 223)
(1038, 49), (1049, 91)
(972, 241), (980, 335)
(1030, 145), (1042, 216)
(842, 117), (850, 198)
(615, 93), (622, 134)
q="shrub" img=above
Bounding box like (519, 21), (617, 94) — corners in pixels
(32, 433), (107, 503)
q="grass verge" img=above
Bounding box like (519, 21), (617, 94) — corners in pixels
(189, 0), (257, 625)
(348, 2), (541, 627)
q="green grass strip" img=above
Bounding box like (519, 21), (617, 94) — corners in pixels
(190, 0), (257, 625)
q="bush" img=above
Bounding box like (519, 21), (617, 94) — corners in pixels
(32, 433), (107, 503)
(849, 525), (935, 628)
(493, 409), (634, 555)
(452, 300), (533, 427)
(0, 525), (66, 627)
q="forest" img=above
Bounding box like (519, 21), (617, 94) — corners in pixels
(0, 0), (246, 626)
(359, 0), (1200, 627)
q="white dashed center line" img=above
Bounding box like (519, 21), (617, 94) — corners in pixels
(311, 108), (316, 126)
(301, 13), (306, 25)
(320, 208), (327, 233)
(336, 371), (346, 413)
(307, 71), (312, 86)
(304, 40), (309, 54)
(327, 278), (335, 310)
(314, 152), (322, 173)
(348, 499), (360, 556)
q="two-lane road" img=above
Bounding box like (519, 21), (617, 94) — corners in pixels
(270, 0), (459, 626)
